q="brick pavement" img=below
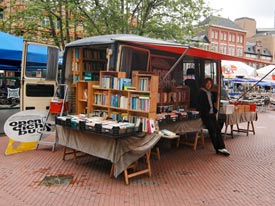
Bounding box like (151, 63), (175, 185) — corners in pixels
(0, 111), (275, 206)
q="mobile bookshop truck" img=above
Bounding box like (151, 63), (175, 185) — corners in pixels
(21, 34), (260, 133)
(61, 34), (253, 116)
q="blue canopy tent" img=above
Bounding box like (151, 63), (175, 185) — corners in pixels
(0, 31), (47, 70)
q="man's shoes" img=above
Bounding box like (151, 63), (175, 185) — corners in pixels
(216, 148), (230, 156)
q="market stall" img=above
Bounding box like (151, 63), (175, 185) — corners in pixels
(159, 118), (205, 150)
(56, 125), (161, 184)
(219, 104), (257, 138)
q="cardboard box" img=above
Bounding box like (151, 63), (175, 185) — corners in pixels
(223, 104), (235, 114)
(244, 105), (250, 112)
(249, 104), (257, 112)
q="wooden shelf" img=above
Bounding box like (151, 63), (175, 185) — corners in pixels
(75, 71), (159, 131)
(157, 85), (190, 110)
(72, 48), (107, 83)
(76, 81), (99, 114)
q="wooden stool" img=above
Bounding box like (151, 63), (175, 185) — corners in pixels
(62, 146), (87, 162)
(123, 150), (152, 185)
(109, 150), (152, 185)
(180, 130), (205, 151)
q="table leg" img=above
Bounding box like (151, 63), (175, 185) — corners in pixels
(247, 122), (250, 136)
(201, 130), (205, 149)
(110, 163), (114, 177)
(230, 125), (234, 138)
(123, 150), (151, 185)
(251, 121), (255, 134)
(224, 125), (228, 139)
(62, 146), (78, 162)
(237, 124), (240, 132)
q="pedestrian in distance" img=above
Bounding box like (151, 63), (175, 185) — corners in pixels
(197, 77), (230, 156)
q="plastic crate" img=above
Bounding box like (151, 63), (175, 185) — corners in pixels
(50, 100), (69, 114)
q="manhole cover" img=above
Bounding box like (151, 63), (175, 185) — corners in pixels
(40, 175), (73, 186)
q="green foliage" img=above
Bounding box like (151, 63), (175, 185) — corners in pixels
(0, 0), (212, 48)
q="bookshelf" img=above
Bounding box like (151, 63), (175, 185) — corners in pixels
(76, 81), (99, 114)
(88, 71), (159, 130)
(71, 48), (107, 86)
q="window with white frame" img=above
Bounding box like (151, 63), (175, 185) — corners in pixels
(240, 35), (243, 43)
(229, 46), (235, 56)
(237, 47), (243, 56)
(215, 31), (218, 39)
(211, 31), (215, 40)
(211, 43), (218, 52)
(219, 45), (226, 54)
(224, 33), (227, 41)
(232, 34), (235, 42)
(56, 20), (61, 29)
(42, 18), (49, 27)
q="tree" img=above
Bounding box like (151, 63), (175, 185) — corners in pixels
(0, 0), (212, 48)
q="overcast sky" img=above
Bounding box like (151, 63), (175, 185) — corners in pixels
(207, 0), (275, 28)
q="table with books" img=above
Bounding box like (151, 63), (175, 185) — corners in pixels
(219, 111), (258, 139)
(157, 111), (205, 151)
(55, 115), (161, 184)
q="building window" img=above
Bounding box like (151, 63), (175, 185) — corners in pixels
(232, 34), (235, 42)
(223, 33), (227, 41)
(211, 43), (218, 52)
(42, 18), (49, 27)
(237, 47), (243, 56)
(215, 31), (218, 39)
(229, 46), (235, 55)
(240, 35), (243, 43)
(211, 31), (215, 40)
(219, 32), (223, 40)
(56, 20), (61, 29)
(219, 44), (226, 54)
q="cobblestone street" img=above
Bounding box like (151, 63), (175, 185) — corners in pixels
(0, 111), (275, 206)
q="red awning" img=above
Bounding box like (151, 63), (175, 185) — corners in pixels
(113, 37), (273, 65)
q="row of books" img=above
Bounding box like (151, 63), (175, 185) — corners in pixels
(72, 61), (80, 72)
(128, 115), (155, 133)
(94, 92), (108, 105)
(94, 92), (151, 111)
(86, 113), (155, 134)
(83, 49), (106, 60)
(101, 75), (132, 90)
(109, 112), (128, 122)
(130, 94), (150, 111)
(158, 91), (189, 103)
(110, 94), (128, 109)
(83, 72), (100, 81)
(138, 77), (151, 91)
(83, 62), (106, 71)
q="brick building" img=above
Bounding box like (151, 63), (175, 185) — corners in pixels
(235, 17), (275, 65)
(0, 0), (84, 46)
(193, 16), (273, 69)
(195, 16), (247, 57)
